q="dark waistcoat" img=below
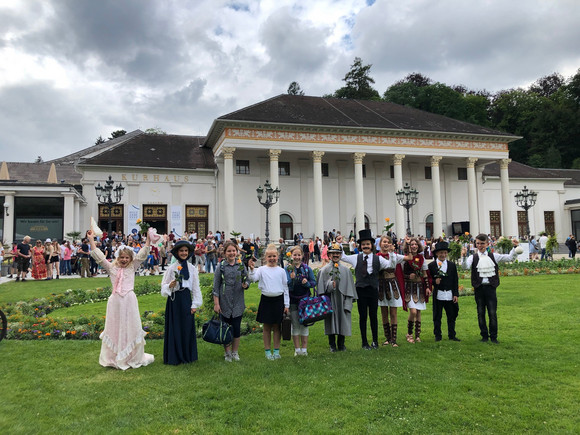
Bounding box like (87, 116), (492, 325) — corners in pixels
(355, 253), (380, 289)
(471, 253), (499, 288)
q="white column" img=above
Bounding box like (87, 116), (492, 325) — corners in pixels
(222, 147), (235, 237)
(393, 154), (405, 240)
(63, 193), (75, 238)
(466, 157), (479, 234)
(499, 158), (513, 236)
(74, 199), (80, 233)
(269, 149), (281, 243)
(2, 192), (15, 243)
(336, 160), (348, 233)
(353, 152), (366, 232)
(312, 151), (325, 239)
(431, 156), (443, 238)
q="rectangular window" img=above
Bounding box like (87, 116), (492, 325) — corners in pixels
(278, 162), (290, 176)
(321, 163), (329, 177)
(390, 165), (394, 179)
(425, 166), (432, 180)
(544, 211), (555, 235)
(458, 167), (468, 180)
(362, 164), (366, 178)
(235, 160), (250, 175)
(490, 210), (501, 238)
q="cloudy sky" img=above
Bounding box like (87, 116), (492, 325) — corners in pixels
(1, 0), (579, 162)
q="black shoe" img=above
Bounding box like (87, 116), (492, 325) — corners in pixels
(435, 337), (442, 342)
(7, 274), (12, 278)
(370, 342), (379, 350)
(329, 345), (337, 353)
(21, 278), (26, 282)
(490, 338), (499, 344)
(362, 344), (372, 350)
(56, 275), (59, 279)
(16, 277), (20, 281)
(481, 338), (489, 342)
(449, 337), (461, 341)
(338, 345), (347, 352)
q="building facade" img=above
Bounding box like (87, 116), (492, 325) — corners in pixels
(1, 95), (579, 244)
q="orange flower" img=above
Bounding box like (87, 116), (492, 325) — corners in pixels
(286, 252), (291, 257)
(385, 217), (390, 222)
(437, 261), (442, 267)
(251, 246), (255, 251)
(136, 218), (142, 224)
(414, 257), (419, 262)
(45, 333), (50, 336)
(177, 265), (183, 271)
(464, 232), (469, 236)
(334, 263), (339, 268)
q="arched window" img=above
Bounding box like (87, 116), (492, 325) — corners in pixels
(425, 214), (433, 239)
(280, 214), (293, 242)
(354, 215), (370, 234)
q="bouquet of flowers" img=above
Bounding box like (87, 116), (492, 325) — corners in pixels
(286, 251), (294, 273)
(329, 262), (341, 285)
(136, 218), (150, 234)
(384, 217), (394, 233)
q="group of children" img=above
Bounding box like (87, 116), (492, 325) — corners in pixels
(89, 226), (519, 370)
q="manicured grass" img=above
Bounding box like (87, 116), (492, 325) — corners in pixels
(1, 275), (579, 433)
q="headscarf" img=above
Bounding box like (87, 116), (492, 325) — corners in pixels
(171, 240), (193, 282)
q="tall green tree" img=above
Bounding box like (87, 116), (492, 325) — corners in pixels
(109, 130), (127, 139)
(287, 81), (305, 96)
(333, 57), (380, 100)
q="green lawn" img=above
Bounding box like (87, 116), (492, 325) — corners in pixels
(1, 275), (579, 433)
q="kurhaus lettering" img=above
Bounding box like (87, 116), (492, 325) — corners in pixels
(121, 174), (190, 182)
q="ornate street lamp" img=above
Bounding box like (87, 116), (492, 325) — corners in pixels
(514, 185), (537, 237)
(396, 182), (419, 236)
(95, 175), (125, 235)
(256, 179), (280, 246)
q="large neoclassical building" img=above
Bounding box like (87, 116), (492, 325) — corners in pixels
(1, 95), (579, 244)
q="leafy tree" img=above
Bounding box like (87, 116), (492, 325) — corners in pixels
(144, 127), (167, 135)
(109, 130), (127, 139)
(403, 72), (432, 88)
(529, 73), (565, 98)
(333, 57), (380, 100)
(94, 135), (105, 145)
(287, 81), (305, 96)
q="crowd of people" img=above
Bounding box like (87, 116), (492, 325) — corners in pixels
(2, 224), (559, 370)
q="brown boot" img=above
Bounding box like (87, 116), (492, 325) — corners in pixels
(406, 320), (415, 343)
(391, 324), (398, 347)
(415, 320), (422, 343)
(382, 322), (391, 346)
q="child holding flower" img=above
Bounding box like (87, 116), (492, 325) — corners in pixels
(248, 244), (289, 360)
(161, 240), (203, 365)
(316, 243), (357, 352)
(285, 245), (316, 356)
(212, 241), (249, 362)
(87, 229), (154, 370)
(427, 241), (460, 342)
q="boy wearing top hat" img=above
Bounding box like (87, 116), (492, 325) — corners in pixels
(337, 229), (406, 349)
(428, 241), (460, 342)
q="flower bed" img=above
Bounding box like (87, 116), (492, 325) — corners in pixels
(2, 281), (261, 340)
(457, 258), (580, 279)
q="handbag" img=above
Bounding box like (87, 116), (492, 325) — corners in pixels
(202, 316), (233, 345)
(298, 294), (333, 326)
(281, 313), (292, 341)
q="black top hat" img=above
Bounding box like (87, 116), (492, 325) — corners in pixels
(357, 229), (375, 244)
(170, 240), (194, 258)
(432, 241), (449, 254)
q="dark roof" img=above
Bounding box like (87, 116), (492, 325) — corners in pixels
(212, 94), (518, 139)
(49, 130), (145, 164)
(483, 161), (580, 185)
(81, 134), (215, 170)
(2, 162), (81, 184)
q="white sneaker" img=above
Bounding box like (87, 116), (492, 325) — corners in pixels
(231, 351), (240, 361)
(302, 349), (308, 356)
(224, 352), (232, 362)
(266, 353), (274, 360)
(273, 353), (281, 360)
(294, 349), (302, 357)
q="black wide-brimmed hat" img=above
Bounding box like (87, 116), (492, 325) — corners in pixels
(170, 240), (194, 258)
(357, 228), (375, 244)
(432, 241), (450, 254)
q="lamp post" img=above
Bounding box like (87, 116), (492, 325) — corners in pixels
(94, 175), (125, 235)
(256, 179), (280, 246)
(514, 185), (537, 238)
(396, 182), (419, 236)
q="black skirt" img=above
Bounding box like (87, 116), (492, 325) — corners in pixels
(256, 294), (284, 324)
(164, 288), (198, 365)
